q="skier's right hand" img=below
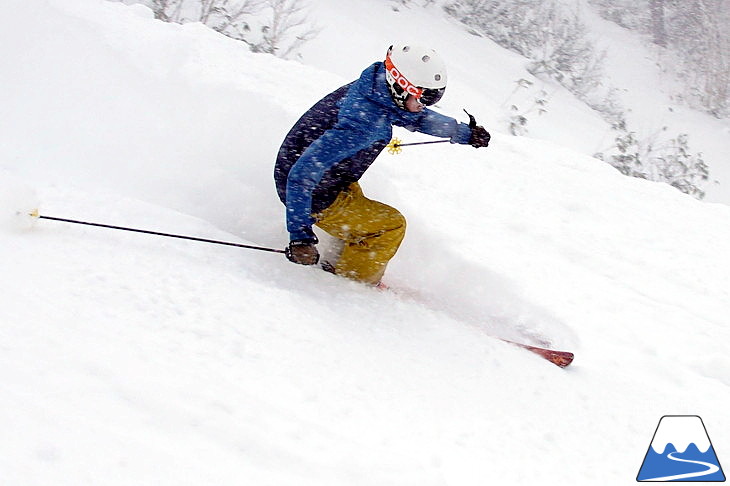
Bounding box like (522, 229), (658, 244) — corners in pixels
(285, 239), (320, 266)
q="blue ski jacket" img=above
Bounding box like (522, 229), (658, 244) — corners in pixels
(275, 61), (473, 242)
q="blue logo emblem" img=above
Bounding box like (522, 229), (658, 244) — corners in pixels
(637, 415), (725, 482)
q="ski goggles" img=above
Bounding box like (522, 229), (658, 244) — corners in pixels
(419, 86), (445, 106)
(385, 54), (445, 106)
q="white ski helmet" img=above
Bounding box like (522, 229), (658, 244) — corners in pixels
(384, 44), (447, 109)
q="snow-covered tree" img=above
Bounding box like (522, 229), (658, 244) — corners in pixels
(649, 0), (667, 46)
(249, 0), (320, 58)
(441, 0), (606, 101)
(590, 0), (730, 117)
(119, 0), (318, 59)
(665, 0), (730, 117)
(595, 123), (710, 199)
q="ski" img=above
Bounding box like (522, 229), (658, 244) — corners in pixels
(502, 339), (575, 368)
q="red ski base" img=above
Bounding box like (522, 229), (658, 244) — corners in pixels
(503, 340), (575, 368)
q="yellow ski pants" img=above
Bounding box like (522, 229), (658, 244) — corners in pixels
(315, 183), (406, 285)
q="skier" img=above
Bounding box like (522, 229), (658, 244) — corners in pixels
(275, 44), (491, 285)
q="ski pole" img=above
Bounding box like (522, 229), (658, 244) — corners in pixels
(394, 140), (450, 148)
(387, 138), (449, 154)
(32, 212), (285, 254)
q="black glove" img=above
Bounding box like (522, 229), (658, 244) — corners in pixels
(469, 125), (491, 148)
(285, 239), (319, 266)
(464, 109), (491, 148)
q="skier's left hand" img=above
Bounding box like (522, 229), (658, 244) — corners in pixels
(464, 109), (490, 148)
(469, 125), (491, 148)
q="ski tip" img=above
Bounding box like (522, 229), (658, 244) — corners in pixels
(530, 347), (574, 368)
(548, 351), (574, 368)
(504, 340), (575, 368)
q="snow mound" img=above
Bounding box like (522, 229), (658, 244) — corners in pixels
(0, 172), (40, 232)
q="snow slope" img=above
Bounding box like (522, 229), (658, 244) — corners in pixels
(1, 1), (729, 485)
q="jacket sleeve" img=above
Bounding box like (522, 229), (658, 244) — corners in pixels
(285, 127), (370, 241)
(400, 109), (472, 144)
